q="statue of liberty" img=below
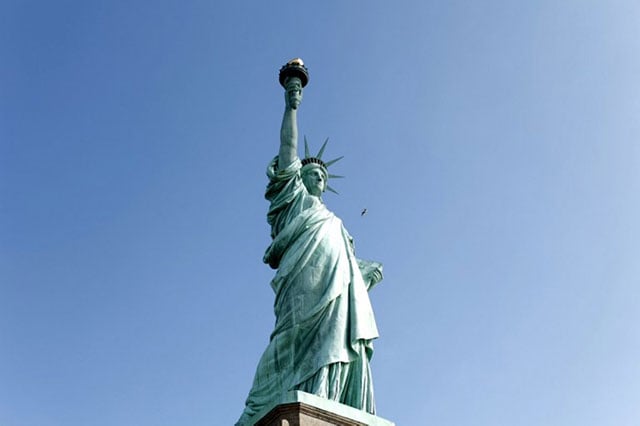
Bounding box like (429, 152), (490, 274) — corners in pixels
(236, 59), (384, 425)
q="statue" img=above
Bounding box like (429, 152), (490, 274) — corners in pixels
(235, 59), (384, 425)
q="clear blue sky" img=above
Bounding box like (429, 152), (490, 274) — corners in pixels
(2, 1), (639, 425)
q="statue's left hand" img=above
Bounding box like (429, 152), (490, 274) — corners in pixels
(357, 259), (384, 291)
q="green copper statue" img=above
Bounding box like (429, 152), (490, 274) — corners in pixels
(235, 59), (384, 425)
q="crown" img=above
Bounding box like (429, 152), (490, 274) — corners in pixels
(301, 136), (344, 194)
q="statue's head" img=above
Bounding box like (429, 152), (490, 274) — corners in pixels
(285, 77), (303, 110)
(300, 137), (343, 196)
(302, 163), (328, 196)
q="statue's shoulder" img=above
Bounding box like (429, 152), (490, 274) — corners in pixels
(267, 157), (302, 181)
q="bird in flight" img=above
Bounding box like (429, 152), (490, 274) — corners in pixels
(361, 208), (368, 216)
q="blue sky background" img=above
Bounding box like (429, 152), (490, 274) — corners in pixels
(2, 1), (639, 425)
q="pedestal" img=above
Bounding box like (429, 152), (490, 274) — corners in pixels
(253, 391), (395, 426)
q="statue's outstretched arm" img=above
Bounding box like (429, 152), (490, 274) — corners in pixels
(279, 77), (303, 170)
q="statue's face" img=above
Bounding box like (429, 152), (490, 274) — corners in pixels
(286, 78), (303, 109)
(302, 166), (327, 196)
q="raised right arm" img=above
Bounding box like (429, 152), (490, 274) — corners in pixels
(279, 108), (297, 169)
(278, 77), (303, 170)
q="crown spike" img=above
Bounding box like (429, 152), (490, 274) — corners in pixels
(316, 138), (329, 159)
(326, 185), (339, 195)
(324, 156), (344, 167)
(304, 136), (310, 158)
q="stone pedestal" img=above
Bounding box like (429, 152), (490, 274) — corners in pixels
(253, 391), (395, 426)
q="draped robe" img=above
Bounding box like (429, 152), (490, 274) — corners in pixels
(235, 158), (382, 425)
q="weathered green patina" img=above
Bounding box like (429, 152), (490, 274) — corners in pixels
(236, 59), (383, 426)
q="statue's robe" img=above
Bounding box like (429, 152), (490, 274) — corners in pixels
(236, 158), (382, 425)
